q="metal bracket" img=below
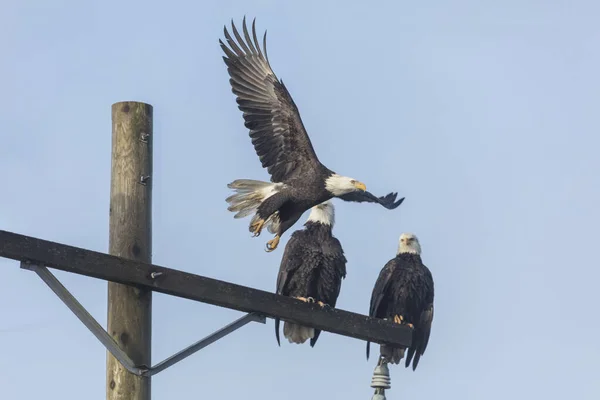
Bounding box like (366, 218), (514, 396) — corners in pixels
(20, 262), (266, 377)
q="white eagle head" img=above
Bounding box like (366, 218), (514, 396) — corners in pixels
(307, 201), (335, 227)
(397, 233), (421, 255)
(325, 174), (367, 196)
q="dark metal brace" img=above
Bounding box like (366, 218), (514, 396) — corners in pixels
(20, 262), (266, 377)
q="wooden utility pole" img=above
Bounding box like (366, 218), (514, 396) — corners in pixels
(107, 101), (153, 400)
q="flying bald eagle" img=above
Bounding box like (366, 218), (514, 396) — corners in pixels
(366, 233), (434, 370)
(274, 201), (346, 346)
(220, 18), (405, 252)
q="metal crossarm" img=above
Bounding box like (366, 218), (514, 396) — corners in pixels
(0, 230), (412, 348)
(21, 262), (266, 376)
(2, 230), (412, 390)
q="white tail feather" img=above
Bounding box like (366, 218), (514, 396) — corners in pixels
(283, 322), (315, 344)
(226, 179), (284, 232)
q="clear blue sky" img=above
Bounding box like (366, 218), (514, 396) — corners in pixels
(1, 1), (599, 399)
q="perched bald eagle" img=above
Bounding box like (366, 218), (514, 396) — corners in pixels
(220, 18), (405, 252)
(274, 201), (346, 346)
(366, 233), (434, 370)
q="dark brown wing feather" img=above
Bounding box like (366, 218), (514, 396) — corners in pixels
(339, 191), (405, 210)
(366, 259), (397, 360)
(406, 304), (434, 370)
(220, 18), (322, 183)
(405, 265), (435, 370)
(274, 233), (303, 346)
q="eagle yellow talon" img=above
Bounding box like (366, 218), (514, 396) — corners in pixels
(393, 315), (404, 324)
(293, 296), (319, 304)
(265, 235), (280, 252)
(250, 218), (266, 237)
(317, 301), (330, 309)
(406, 323), (414, 329)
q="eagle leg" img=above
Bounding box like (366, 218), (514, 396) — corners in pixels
(250, 218), (266, 237)
(292, 296), (317, 303)
(294, 297), (309, 303)
(392, 315), (414, 329)
(317, 301), (331, 309)
(265, 235), (280, 252)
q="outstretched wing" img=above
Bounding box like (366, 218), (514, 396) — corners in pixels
(366, 259), (397, 360)
(339, 191), (405, 210)
(220, 18), (322, 183)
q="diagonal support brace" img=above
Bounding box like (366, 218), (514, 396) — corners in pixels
(20, 262), (266, 376)
(146, 310), (265, 376)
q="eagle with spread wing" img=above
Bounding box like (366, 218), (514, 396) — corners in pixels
(220, 18), (405, 252)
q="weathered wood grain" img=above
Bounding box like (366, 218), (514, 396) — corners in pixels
(107, 101), (153, 400)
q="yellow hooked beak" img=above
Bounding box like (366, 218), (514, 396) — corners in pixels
(354, 181), (367, 191)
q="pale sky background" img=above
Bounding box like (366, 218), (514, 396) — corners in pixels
(1, 1), (599, 399)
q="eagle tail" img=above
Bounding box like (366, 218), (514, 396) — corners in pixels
(226, 180), (283, 232)
(283, 322), (314, 344)
(380, 344), (405, 365)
